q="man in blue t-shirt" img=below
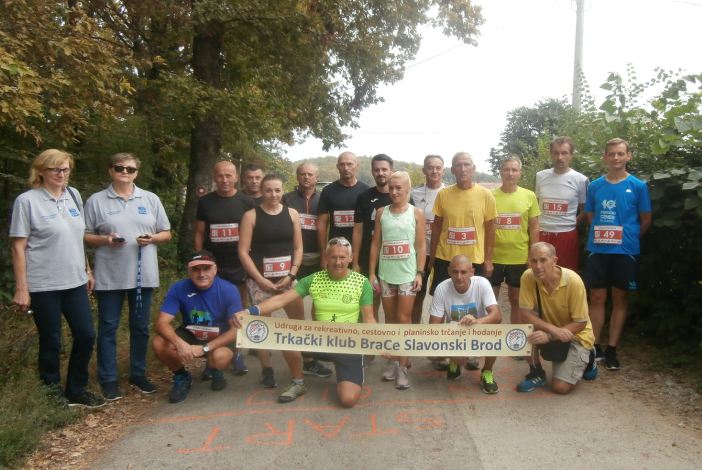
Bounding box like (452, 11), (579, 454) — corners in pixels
(584, 138), (652, 371)
(152, 251), (243, 403)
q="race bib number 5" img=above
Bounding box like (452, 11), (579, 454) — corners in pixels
(333, 210), (354, 228)
(447, 227), (476, 245)
(382, 239), (411, 259)
(210, 223), (239, 242)
(263, 255), (292, 278)
(593, 225), (623, 244)
(185, 325), (220, 341)
(495, 213), (521, 230)
(541, 199), (568, 216)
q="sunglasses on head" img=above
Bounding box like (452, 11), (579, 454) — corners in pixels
(111, 164), (138, 174)
(328, 237), (350, 247)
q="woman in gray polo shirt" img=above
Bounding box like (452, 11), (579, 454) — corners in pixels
(10, 149), (105, 408)
(84, 153), (171, 401)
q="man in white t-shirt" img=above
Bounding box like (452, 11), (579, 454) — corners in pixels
(429, 255), (502, 394)
(535, 137), (589, 271)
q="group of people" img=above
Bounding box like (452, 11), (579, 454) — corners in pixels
(10, 136), (650, 409)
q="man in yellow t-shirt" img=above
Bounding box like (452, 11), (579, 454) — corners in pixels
(428, 152), (497, 296)
(516, 242), (596, 395)
(489, 157), (540, 323)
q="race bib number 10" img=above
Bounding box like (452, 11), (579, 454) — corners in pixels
(447, 227), (476, 245)
(382, 239), (411, 259)
(263, 255), (292, 278)
(210, 223), (239, 242)
(593, 225), (623, 244)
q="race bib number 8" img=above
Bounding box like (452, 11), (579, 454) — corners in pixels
(447, 227), (476, 245)
(382, 239), (411, 259)
(496, 213), (521, 230)
(299, 213), (317, 231)
(333, 210), (355, 228)
(541, 199), (569, 216)
(210, 223), (239, 242)
(263, 255), (292, 278)
(593, 225), (623, 244)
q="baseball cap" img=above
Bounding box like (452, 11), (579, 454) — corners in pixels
(187, 250), (216, 269)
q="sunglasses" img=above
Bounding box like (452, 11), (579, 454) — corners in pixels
(328, 237), (351, 247)
(47, 167), (71, 175)
(111, 164), (138, 174)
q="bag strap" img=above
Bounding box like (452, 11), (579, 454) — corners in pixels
(535, 282), (543, 319)
(65, 186), (81, 214)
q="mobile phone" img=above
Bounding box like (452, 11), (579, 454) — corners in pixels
(138, 234), (151, 239)
(112, 237), (126, 243)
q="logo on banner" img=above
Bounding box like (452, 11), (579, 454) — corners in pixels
(246, 320), (269, 343)
(505, 328), (527, 351)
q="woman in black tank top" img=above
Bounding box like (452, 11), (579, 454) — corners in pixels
(238, 173), (307, 391)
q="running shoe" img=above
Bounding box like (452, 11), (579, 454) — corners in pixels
(465, 356), (480, 370)
(68, 390), (107, 409)
(480, 369), (499, 394)
(382, 360), (399, 381)
(395, 366), (410, 390)
(278, 382), (308, 403)
(583, 350), (599, 380)
(232, 352), (249, 376)
(261, 367), (277, 388)
(604, 348), (621, 371)
(168, 372), (192, 404)
(517, 369), (546, 393)
(129, 375), (157, 394)
(101, 381), (123, 401)
(211, 369), (227, 391)
(303, 360), (333, 378)
(446, 362), (461, 380)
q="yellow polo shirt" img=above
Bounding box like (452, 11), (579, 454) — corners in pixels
(432, 184), (497, 264)
(519, 267), (594, 349)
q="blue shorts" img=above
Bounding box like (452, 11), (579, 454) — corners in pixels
(311, 353), (364, 386)
(584, 253), (639, 291)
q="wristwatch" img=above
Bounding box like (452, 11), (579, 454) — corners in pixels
(202, 343), (210, 354)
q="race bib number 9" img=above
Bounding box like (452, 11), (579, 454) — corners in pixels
(210, 223), (239, 242)
(185, 325), (220, 341)
(263, 255), (292, 278)
(541, 199), (569, 216)
(495, 213), (521, 230)
(382, 239), (411, 259)
(593, 225), (623, 244)
(333, 210), (355, 228)
(447, 227), (476, 245)
(299, 213), (317, 231)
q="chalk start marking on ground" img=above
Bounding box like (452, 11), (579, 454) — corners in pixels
(176, 426), (229, 454)
(245, 420), (296, 447)
(302, 416), (350, 439)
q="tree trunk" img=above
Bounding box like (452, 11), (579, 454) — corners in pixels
(177, 8), (224, 260)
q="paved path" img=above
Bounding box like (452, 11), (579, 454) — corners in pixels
(94, 298), (702, 469)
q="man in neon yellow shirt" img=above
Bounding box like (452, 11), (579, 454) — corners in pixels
(428, 152), (497, 295)
(489, 156), (540, 324)
(236, 237), (375, 407)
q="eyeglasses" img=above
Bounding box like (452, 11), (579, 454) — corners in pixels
(327, 237), (351, 247)
(111, 164), (138, 174)
(46, 167), (71, 175)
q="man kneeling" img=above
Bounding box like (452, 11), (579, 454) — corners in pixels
(235, 237), (376, 407)
(153, 251), (242, 403)
(517, 242), (596, 394)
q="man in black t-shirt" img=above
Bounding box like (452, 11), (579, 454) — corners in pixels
(316, 151), (369, 268)
(284, 162), (321, 279)
(194, 160), (255, 375)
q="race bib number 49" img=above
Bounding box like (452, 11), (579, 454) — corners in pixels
(210, 223), (239, 242)
(593, 225), (623, 244)
(333, 210), (354, 228)
(299, 213), (317, 231)
(541, 199), (569, 216)
(263, 255), (292, 278)
(447, 227), (476, 245)
(495, 213), (521, 230)
(382, 239), (411, 259)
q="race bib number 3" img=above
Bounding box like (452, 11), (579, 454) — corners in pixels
(593, 225), (623, 244)
(496, 213), (521, 230)
(263, 255), (292, 278)
(333, 210), (355, 228)
(447, 227), (476, 245)
(300, 213), (317, 231)
(210, 223), (239, 242)
(382, 239), (411, 259)
(541, 199), (569, 216)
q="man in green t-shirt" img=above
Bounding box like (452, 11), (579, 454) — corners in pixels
(236, 237), (376, 407)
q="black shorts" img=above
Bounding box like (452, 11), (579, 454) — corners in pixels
(429, 258), (486, 295)
(488, 264), (527, 288)
(175, 326), (208, 346)
(584, 253), (640, 291)
(311, 353), (364, 386)
(218, 267), (247, 286)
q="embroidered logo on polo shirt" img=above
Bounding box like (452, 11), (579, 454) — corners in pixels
(68, 208), (80, 217)
(138, 206), (147, 215)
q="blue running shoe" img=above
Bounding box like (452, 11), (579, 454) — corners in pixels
(583, 349), (598, 381)
(517, 370), (546, 392)
(232, 352), (249, 376)
(169, 372), (192, 404)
